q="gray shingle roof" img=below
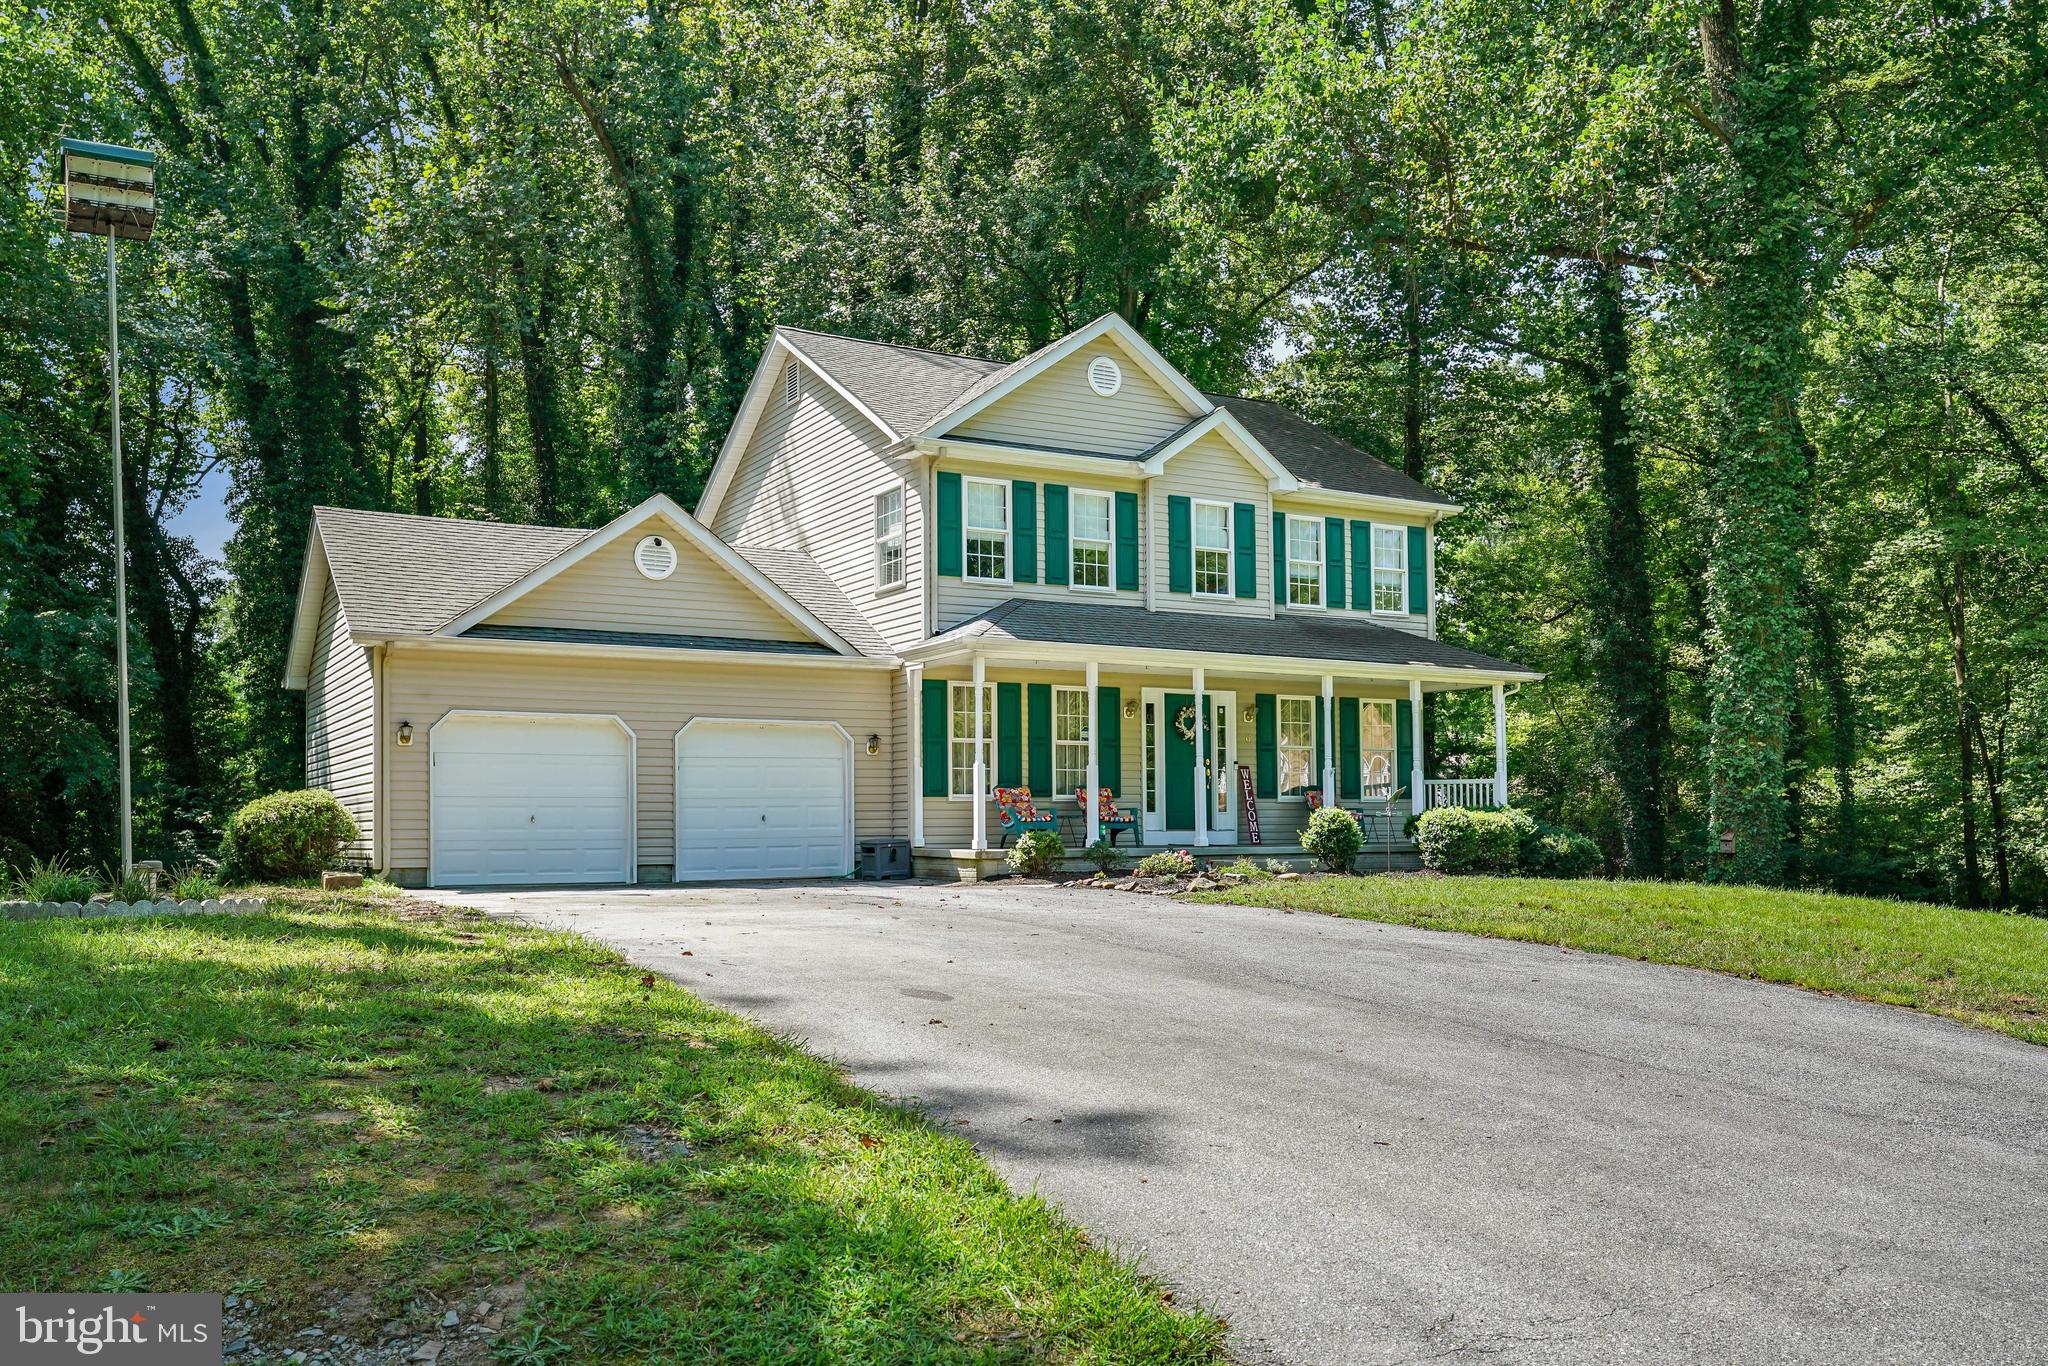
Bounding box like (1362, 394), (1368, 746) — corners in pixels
(775, 328), (1457, 507)
(921, 599), (1536, 676)
(314, 506), (589, 637)
(731, 544), (894, 658)
(460, 625), (834, 655)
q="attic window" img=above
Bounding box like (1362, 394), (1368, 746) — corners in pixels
(634, 534), (678, 581)
(785, 362), (801, 407)
(1086, 355), (1122, 397)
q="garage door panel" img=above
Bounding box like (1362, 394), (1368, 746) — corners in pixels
(432, 715), (631, 885)
(677, 721), (849, 881)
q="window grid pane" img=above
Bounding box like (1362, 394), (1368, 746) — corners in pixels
(1278, 697), (1315, 795)
(1288, 518), (1322, 606)
(876, 488), (904, 587)
(1071, 492), (1111, 589)
(950, 685), (994, 795)
(1360, 701), (1397, 796)
(966, 482), (1009, 581)
(1373, 525), (1406, 612)
(1053, 688), (1089, 795)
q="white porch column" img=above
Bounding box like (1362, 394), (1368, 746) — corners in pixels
(1085, 661), (1101, 847)
(971, 654), (988, 852)
(1191, 666), (1209, 846)
(1321, 674), (1337, 803)
(1409, 677), (1427, 814)
(1492, 682), (1509, 806)
(907, 665), (925, 848)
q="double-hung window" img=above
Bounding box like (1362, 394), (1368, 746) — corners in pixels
(1286, 516), (1324, 607)
(1193, 500), (1232, 597)
(874, 486), (904, 589)
(1053, 686), (1089, 794)
(1372, 524), (1407, 613)
(1277, 696), (1317, 796)
(948, 682), (994, 797)
(1071, 489), (1112, 589)
(964, 478), (1009, 582)
(1360, 700), (1397, 798)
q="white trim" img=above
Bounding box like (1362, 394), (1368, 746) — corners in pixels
(1279, 488), (1465, 520)
(1409, 677), (1428, 815)
(436, 494), (861, 657)
(1492, 682), (1510, 806)
(948, 677), (996, 802)
(281, 523), (331, 689)
(1051, 683), (1091, 796)
(914, 437), (1149, 480)
(898, 635), (1542, 685)
(1190, 496), (1235, 599)
(1084, 662), (1100, 845)
(923, 313), (1212, 439)
(1067, 486), (1116, 592)
(907, 664), (926, 847)
(874, 482), (906, 592)
(1426, 517), (1439, 639)
(1138, 408), (1299, 490)
(1368, 522), (1409, 617)
(1283, 514), (1326, 610)
(383, 634), (895, 671)
(961, 474), (1013, 585)
(671, 717), (854, 883)
(427, 709), (637, 887)
(1276, 693), (1317, 802)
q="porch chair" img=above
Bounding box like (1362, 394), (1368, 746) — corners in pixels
(1074, 787), (1138, 845)
(993, 787), (1058, 846)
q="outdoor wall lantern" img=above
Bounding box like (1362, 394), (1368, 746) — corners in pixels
(1123, 701), (1137, 721)
(866, 733), (881, 755)
(1242, 705), (1256, 722)
(397, 720), (414, 746)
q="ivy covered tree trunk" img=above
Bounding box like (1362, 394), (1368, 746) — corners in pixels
(1700, 0), (1819, 884)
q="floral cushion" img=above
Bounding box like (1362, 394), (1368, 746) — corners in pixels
(994, 787), (1055, 828)
(1074, 787), (1136, 825)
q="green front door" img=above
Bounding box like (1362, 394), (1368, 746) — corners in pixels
(1164, 692), (1195, 829)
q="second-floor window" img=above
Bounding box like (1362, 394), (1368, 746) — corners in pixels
(1193, 500), (1232, 597)
(1053, 686), (1089, 794)
(1361, 700), (1397, 797)
(1071, 489), (1113, 589)
(874, 486), (904, 589)
(1278, 696), (1316, 796)
(1286, 516), (1324, 607)
(964, 478), (1009, 582)
(1372, 524), (1407, 612)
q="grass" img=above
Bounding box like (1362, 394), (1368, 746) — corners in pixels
(1191, 874), (2048, 1047)
(0, 882), (1225, 1363)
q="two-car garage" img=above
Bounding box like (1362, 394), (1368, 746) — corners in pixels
(427, 711), (854, 886)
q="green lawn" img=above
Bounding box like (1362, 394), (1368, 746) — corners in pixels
(1191, 875), (2048, 1046)
(0, 884), (1224, 1363)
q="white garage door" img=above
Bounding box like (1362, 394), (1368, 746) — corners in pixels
(676, 720), (850, 881)
(431, 714), (632, 885)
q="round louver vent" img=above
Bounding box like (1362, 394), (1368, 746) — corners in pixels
(634, 534), (678, 580)
(1086, 354), (1123, 397)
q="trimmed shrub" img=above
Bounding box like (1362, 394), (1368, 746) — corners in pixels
(1006, 830), (1065, 877)
(1301, 806), (1364, 873)
(221, 790), (358, 880)
(1081, 839), (1123, 874)
(1134, 848), (1196, 879)
(10, 856), (99, 903)
(1413, 807), (1522, 874)
(1524, 827), (1603, 878)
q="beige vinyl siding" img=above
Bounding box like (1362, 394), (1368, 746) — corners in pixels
(934, 468), (1147, 630)
(1272, 497), (1433, 639)
(482, 519), (809, 641)
(711, 358), (926, 651)
(304, 581), (376, 861)
(380, 646), (899, 882)
(1148, 432), (1275, 619)
(953, 345), (1195, 456)
(914, 664), (1406, 850)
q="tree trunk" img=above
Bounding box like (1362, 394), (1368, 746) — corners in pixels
(1973, 711), (2013, 908)
(1401, 260), (1425, 481)
(512, 247), (564, 523)
(481, 345), (502, 516)
(1805, 589), (1857, 862)
(1940, 549), (1984, 907)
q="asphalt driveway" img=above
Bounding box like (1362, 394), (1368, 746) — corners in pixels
(422, 879), (2048, 1364)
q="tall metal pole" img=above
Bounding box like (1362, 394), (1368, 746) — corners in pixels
(109, 229), (133, 875)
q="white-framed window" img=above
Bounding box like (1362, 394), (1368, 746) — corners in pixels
(1278, 695), (1316, 797)
(1053, 686), (1089, 795)
(1360, 700), (1397, 798)
(874, 485), (904, 590)
(1286, 516), (1324, 607)
(1193, 499), (1233, 597)
(964, 477), (1009, 582)
(1071, 489), (1113, 590)
(948, 682), (994, 798)
(1372, 524), (1407, 613)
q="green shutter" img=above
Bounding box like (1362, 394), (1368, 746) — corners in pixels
(1339, 698), (1360, 800)
(936, 473), (962, 577)
(1396, 697), (1415, 799)
(1014, 481), (1038, 585)
(1408, 525), (1428, 614)
(1167, 495), (1192, 594)
(1043, 484), (1069, 585)
(1351, 520), (1372, 612)
(1027, 683), (1053, 795)
(1326, 516), (1346, 610)
(996, 683), (1023, 787)
(1272, 511), (1286, 604)
(1234, 502), (1256, 598)
(1096, 687), (1122, 797)
(1115, 491), (1140, 590)
(921, 678), (949, 797)
(1255, 694), (1277, 798)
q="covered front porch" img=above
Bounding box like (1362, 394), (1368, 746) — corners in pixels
(899, 613), (1536, 879)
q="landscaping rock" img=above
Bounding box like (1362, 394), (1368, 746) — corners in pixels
(323, 871), (366, 890)
(1278, 871), (1302, 881)
(620, 1123), (692, 1162)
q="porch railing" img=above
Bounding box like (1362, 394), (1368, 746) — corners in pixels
(1425, 778), (1497, 810)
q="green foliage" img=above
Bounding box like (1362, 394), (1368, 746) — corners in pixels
(169, 869), (224, 902)
(1522, 827), (1604, 879)
(1081, 839), (1123, 874)
(1005, 831), (1065, 878)
(1218, 858), (1274, 882)
(9, 856), (99, 903)
(1134, 849), (1196, 879)
(219, 791), (358, 880)
(1413, 808), (1523, 875)
(1301, 807), (1364, 872)
(104, 869), (152, 903)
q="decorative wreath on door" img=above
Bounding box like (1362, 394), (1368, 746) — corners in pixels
(1173, 704), (1201, 744)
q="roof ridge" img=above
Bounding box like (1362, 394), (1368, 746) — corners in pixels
(316, 504), (593, 536)
(775, 325), (1012, 368)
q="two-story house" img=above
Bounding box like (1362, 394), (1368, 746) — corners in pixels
(285, 313), (1537, 884)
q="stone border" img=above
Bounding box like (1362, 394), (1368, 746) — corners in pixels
(2, 898), (268, 922)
